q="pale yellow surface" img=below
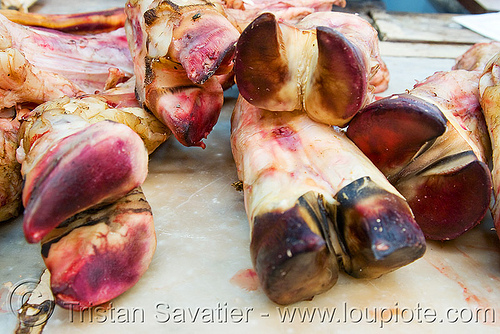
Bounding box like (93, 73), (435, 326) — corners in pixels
(1, 1), (500, 333)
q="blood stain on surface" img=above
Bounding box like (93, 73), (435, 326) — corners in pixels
(230, 268), (260, 291)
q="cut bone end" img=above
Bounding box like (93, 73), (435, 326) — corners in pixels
(251, 193), (338, 305)
(177, 13), (239, 84)
(304, 26), (368, 126)
(23, 121), (149, 243)
(335, 177), (426, 279)
(346, 94), (447, 177)
(182, 35), (237, 85)
(41, 188), (156, 310)
(395, 157), (491, 240)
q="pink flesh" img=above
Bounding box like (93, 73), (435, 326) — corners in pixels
(0, 48), (85, 109)
(23, 121), (147, 243)
(223, 0), (346, 28)
(453, 41), (500, 71)
(230, 268), (260, 291)
(0, 14), (133, 93)
(411, 70), (490, 162)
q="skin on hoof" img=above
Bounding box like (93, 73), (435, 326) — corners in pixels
(251, 193), (338, 305)
(235, 11), (386, 126)
(346, 94), (447, 178)
(348, 70), (492, 241)
(22, 120), (148, 243)
(334, 177), (426, 278)
(41, 187), (156, 310)
(125, 0), (238, 148)
(231, 97), (426, 304)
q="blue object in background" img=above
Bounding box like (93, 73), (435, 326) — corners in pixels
(382, 0), (439, 13)
(381, 0), (469, 13)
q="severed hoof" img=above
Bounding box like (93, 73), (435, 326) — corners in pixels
(251, 192), (339, 305)
(235, 13), (369, 126)
(22, 120), (148, 243)
(347, 93), (492, 241)
(346, 94), (447, 178)
(334, 177), (426, 278)
(41, 187), (156, 310)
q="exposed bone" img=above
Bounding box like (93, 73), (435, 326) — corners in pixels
(41, 187), (156, 310)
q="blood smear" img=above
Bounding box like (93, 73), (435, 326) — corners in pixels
(230, 268), (260, 291)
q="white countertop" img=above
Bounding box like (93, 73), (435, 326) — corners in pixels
(1, 2), (500, 333)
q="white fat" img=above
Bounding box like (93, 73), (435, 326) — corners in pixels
(42, 112), (89, 136)
(22, 112), (90, 176)
(15, 141), (25, 164)
(148, 20), (173, 59)
(479, 73), (494, 98)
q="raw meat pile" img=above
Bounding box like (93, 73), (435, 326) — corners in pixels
(0, 0), (499, 321)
